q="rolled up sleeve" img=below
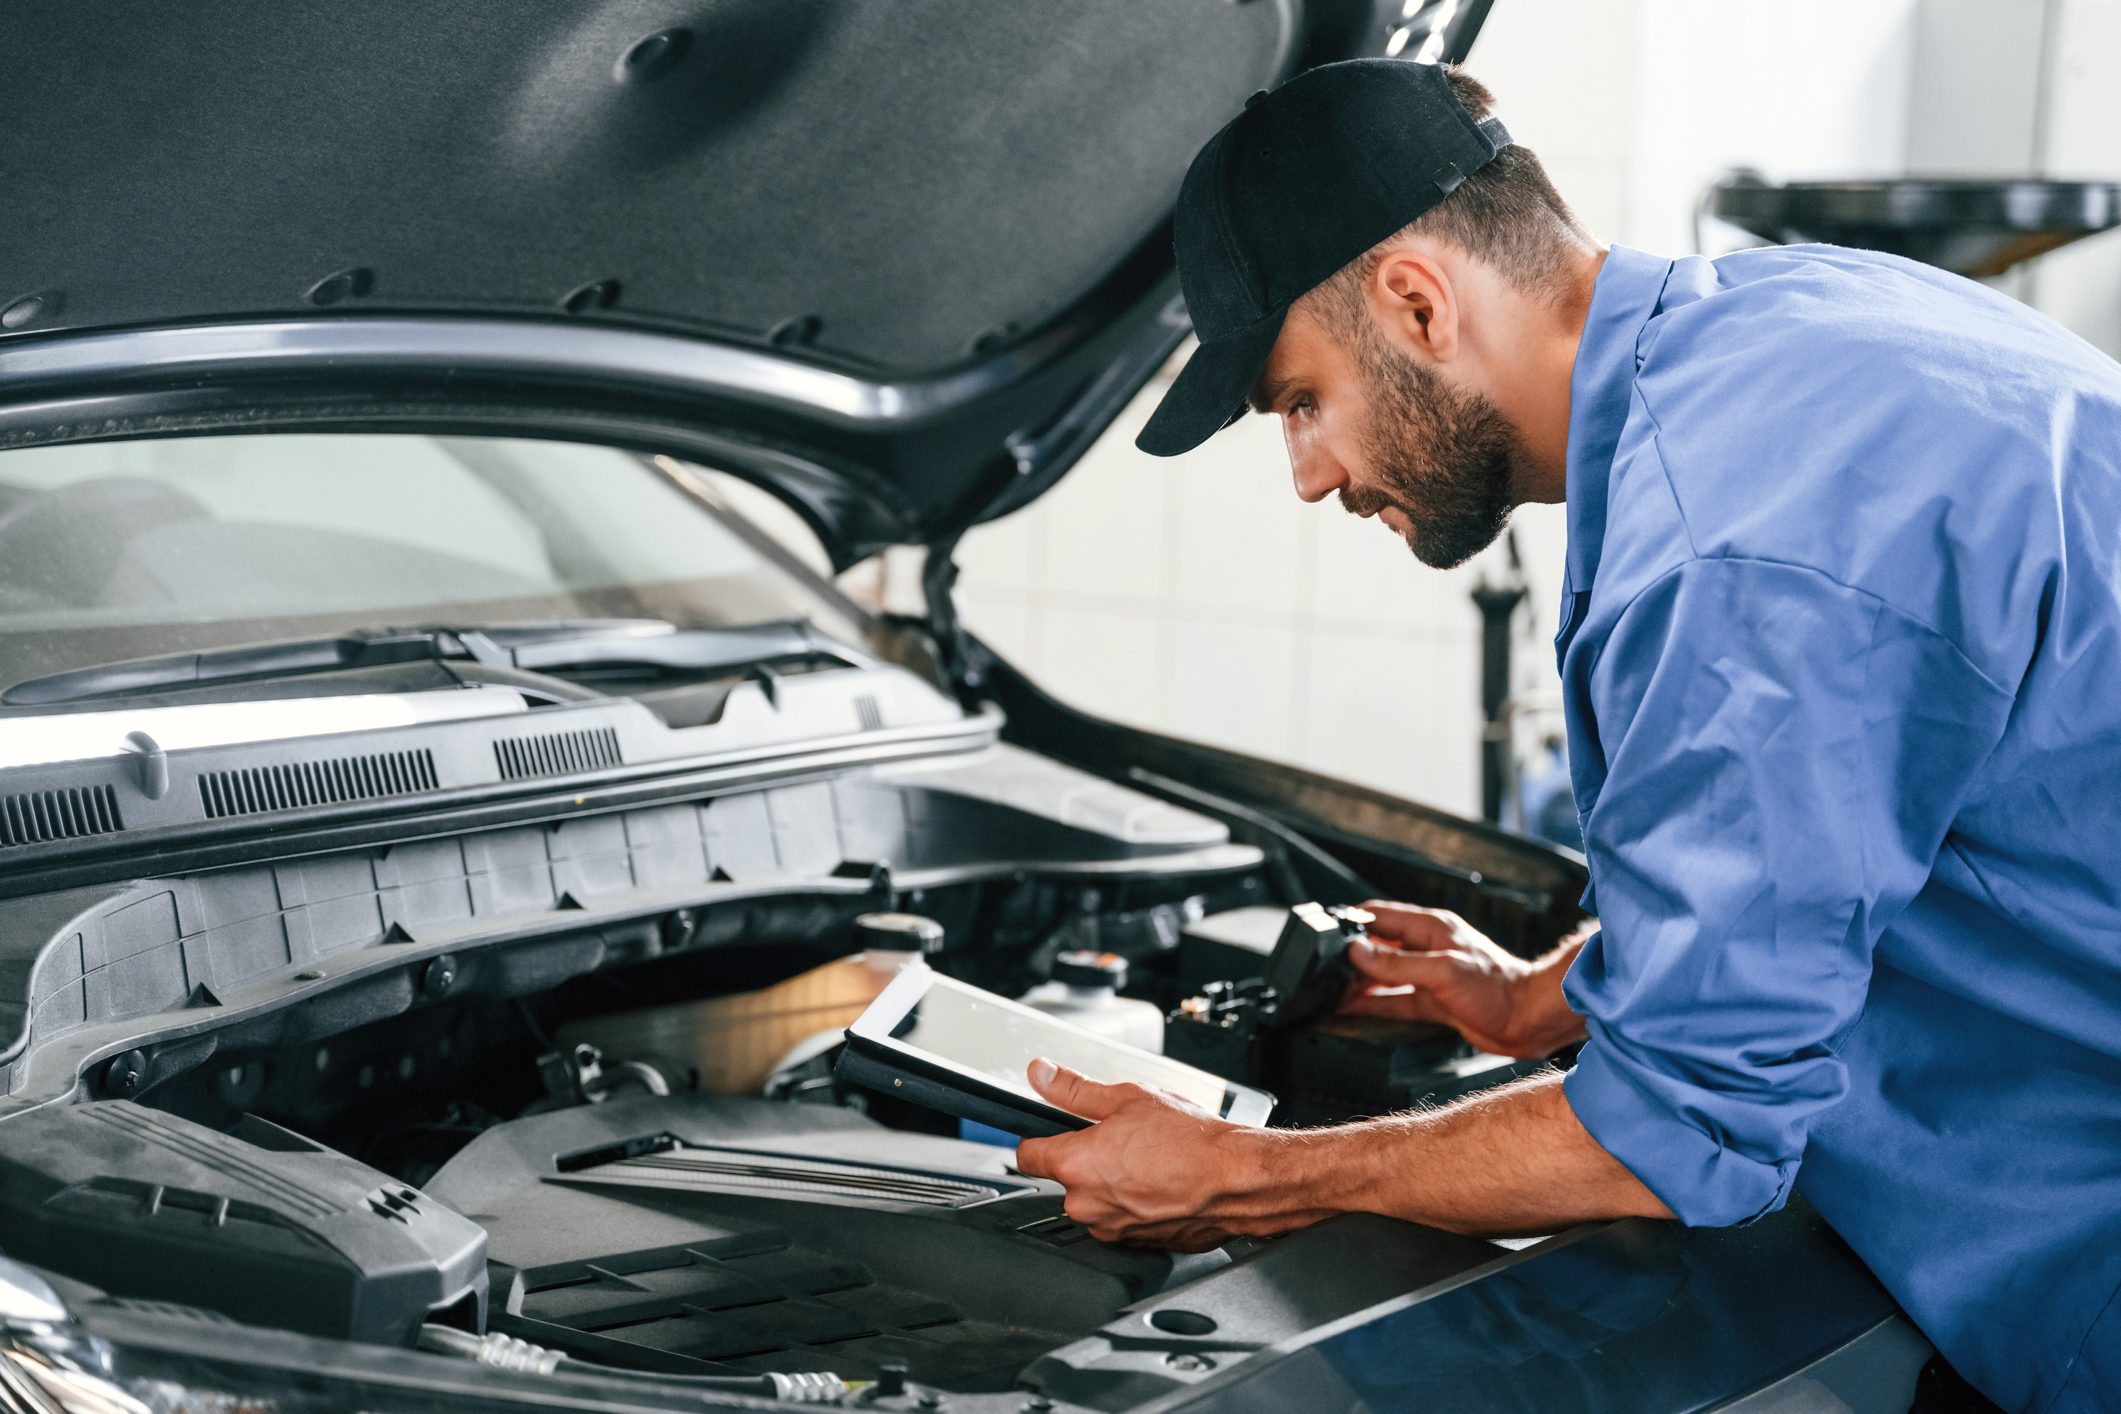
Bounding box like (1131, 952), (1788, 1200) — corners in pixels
(1560, 556), (2013, 1226)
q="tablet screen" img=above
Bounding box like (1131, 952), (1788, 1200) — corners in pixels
(875, 971), (1235, 1117)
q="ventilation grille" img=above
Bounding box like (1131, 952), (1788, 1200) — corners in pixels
(495, 726), (622, 781)
(0, 785), (122, 847)
(854, 694), (883, 732)
(581, 1148), (1009, 1209)
(200, 749), (438, 819)
(512, 1234), (969, 1367)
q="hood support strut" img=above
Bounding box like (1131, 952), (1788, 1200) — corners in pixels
(913, 290), (1194, 704)
(921, 536), (993, 707)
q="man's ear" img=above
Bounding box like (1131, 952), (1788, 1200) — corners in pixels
(1370, 247), (1458, 364)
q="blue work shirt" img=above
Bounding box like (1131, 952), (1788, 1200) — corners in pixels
(1555, 243), (2121, 1412)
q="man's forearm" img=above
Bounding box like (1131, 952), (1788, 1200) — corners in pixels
(1223, 1069), (1671, 1237)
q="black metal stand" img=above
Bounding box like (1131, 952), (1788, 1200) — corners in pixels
(1704, 174), (2121, 280)
(1471, 573), (1526, 827)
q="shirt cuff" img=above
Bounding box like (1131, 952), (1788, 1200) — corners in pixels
(1563, 1032), (1798, 1228)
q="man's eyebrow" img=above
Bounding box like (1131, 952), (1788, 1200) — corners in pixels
(1247, 374), (1292, 416)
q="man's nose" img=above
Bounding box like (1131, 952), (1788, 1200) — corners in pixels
(1287, 433), (1348, 505)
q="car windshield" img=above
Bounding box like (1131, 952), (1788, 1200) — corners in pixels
(0, 434), (868, 695)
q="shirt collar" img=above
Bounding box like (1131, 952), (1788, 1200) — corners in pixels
(1564, 244), (1676, 594)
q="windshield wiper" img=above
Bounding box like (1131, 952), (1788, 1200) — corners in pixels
(3, 619), (866, 707)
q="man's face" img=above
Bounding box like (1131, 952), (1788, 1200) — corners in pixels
(1251, 305), (1517, 570)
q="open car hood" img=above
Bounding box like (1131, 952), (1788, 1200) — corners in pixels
(0, 1), (1490, 567)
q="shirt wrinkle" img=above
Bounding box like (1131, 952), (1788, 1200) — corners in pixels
(1627, 377), (2016, 697)
(1602, 553), (2019, 703)
(1622, 386), (1700, 561)
(2044, 1276), (2121, 1414)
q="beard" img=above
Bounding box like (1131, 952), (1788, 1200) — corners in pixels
(1337, 332), (1518, 570)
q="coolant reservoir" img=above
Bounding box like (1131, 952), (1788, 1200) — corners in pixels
(1019, 951), (1165, 1054)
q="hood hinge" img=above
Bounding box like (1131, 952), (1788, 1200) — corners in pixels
(921, 535), (994, 706)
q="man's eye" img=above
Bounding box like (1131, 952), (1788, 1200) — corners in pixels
(1288, 396), (1315, 419)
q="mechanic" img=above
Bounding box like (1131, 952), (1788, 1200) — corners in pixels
(1011, 60), (2120, 1413)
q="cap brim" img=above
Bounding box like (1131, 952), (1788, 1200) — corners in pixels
(1134, 308), (1288, 458)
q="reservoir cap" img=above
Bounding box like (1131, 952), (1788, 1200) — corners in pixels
(854, 912), (945, 955)
(1053, 950), (1127, 991)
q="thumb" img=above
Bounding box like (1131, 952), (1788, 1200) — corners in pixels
(1028, 1058), (1126, 1120)
(1348, 936), (1460, 988)
(1013, 1133), (1063, 1181)
(1358, 903), (1458, 951)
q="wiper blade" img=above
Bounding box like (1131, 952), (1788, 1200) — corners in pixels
(3, 619), (864, 707)
(507, 619), (867, 675)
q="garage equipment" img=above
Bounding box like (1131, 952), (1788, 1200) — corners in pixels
(1705, 174), (2121, 279)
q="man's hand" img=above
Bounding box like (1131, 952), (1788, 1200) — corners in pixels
(1341, 902), (1591, 1058)
(1012, 1060), (1318, 1250)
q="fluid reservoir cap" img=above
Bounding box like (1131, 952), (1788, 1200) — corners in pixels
(854, 912), (945, 954)
(1054, 950), (1127, 991)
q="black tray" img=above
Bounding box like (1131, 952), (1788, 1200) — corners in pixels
(1705, 175), (2121, 278)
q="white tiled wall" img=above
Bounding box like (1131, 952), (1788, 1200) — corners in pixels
(1632, 0), (1922, 257)
(865, 0), (2121, 821)
(954, 387), (1508, 809)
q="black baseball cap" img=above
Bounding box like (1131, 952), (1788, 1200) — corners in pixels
(1136, 59), (1512, 457)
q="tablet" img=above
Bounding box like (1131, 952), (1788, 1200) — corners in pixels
(837, 968), (1276, 1138)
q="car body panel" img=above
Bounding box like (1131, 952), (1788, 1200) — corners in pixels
(1149, 1209), (1925, 1412)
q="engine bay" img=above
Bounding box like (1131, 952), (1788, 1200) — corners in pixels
(0, 736), (1585, 1408)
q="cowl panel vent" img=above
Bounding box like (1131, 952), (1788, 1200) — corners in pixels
(200, 750), (438, 819)
(0, 785), (123, 847)
(582, 1148), (1010, 1209)
(495, 726), (622, 781)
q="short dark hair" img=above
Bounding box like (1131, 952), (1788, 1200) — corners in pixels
(1312, 68), (1593, 322)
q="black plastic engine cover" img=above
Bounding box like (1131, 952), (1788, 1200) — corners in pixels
(430, 1094), (1210, 1392)
(0, 1100), (486, 1343)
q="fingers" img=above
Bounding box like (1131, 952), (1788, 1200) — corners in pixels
(1339, 985), (1444, 1022)
(1044, 1183), (1228, 1250)
(1358, 901), (1463, 951)
(1027, 1058), (1129, 1121)
(1348, 935), (1461, 987)
(1105, 1222), (1231, 1253)
(1014, 1134), (1062, 1180)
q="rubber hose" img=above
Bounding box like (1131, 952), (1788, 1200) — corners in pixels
(417, 1326), (847, 1403)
